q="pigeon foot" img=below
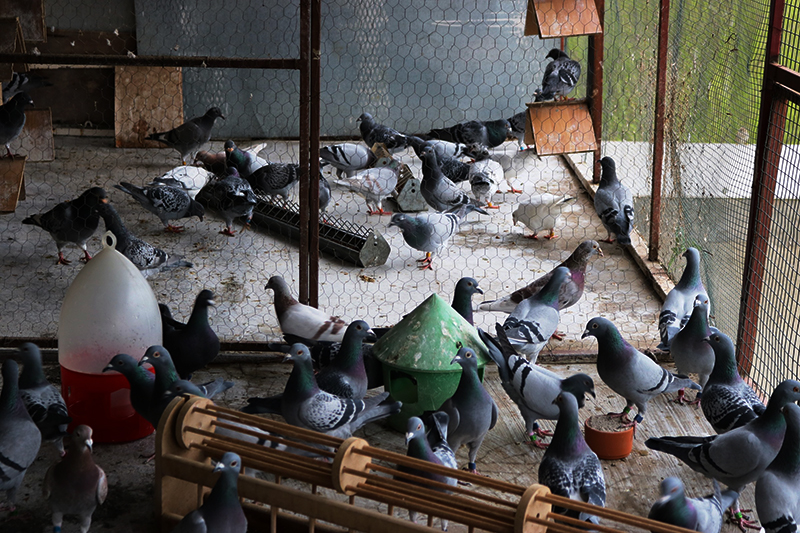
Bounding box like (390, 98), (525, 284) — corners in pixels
(57, 253), (72, 265)
(220, 227), (237, 237)
(165, 224), (185, 233)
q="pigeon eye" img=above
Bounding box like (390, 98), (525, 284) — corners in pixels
(416, 423), (422, 431)
(153, 352), (161, 358)
(231, 460), (238, 467)
(466, 352), (472, 358)
(714, 335), (720, 342)
(592, 323), (598, 329)
(794, 387), (799, 393)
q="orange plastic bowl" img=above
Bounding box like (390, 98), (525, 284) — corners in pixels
(584, 415), (634, 460)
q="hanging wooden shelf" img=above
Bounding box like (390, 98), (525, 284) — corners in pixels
(0, 17), (27, 83)
(524, 100), (597, 155)
(524, 0), (603, 38)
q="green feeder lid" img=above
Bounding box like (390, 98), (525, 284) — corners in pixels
(372, 293), (489, 370)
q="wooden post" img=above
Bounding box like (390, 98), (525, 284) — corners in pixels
(649, 0), (670, 262)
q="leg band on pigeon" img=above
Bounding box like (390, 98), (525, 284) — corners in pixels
(468, 462), (477, 472)
(622, 406), (631, 415)
(633, 413), (643, 424)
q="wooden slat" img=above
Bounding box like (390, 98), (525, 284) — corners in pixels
(0, 17), (26, 81)
(114, 65), (183, 149)
(525, 101), (597, 155)
(0, 156), (25, 213)
(525, 0), (603, 38)
(0, 0), (45, 42)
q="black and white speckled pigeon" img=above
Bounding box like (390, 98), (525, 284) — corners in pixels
(512, 193), (577, 239)
(3, 72), (51, 102)
(315, 320), (372, 400)
(670, 296), (714, 405)
(0, 91), (33, 157)
(534, 48), (582, 102)
(160, 290), (220, 379)
(594, 156), (634, 245)
(0, 359), (42, 512)
(433, 347), (497, 474)
(266, 275), (348, 343)
(418, 143), (475, 212)
(479, 240), (603, 313)
(146, 107), (225, 165)
(701, 330), (765, 434)
(276, 344), (401, 439)
(502, 266), (569, 363)
(204, 168), (257, 236)
(357, 112), (408, 153)
(171, 451), (247, 533)
(22, 186), (109, 265)
(224, 139), (267, 179)
(14, 343), (71, 456)
(646, 380), (800, 530)
(43, 425), (107, 533)
(425, 118), (512, 149)
(659, 247), (709, 350)
(507, 111), (531, 150)
(538, 391), (605, 524)
(469, 158), (505, 208)
(114, 181), (204, 233)
(649, 478), (737, 533)
(320, 142), (377, 178)
(333, 156), (400, 215)
(246, 161), (301, 199)
(479, 324), (596, 448)
(755, 402), (800, 533)
(582, 317), (701, 427)
(451, 277), (483, 326)
(151, 165), (213, 199)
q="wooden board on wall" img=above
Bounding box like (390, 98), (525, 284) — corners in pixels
(0, 17), (27, 82)
(114, 66), (183, 148)
(524, 0), (602, 38)
(0, 0), (45, 42)
(10, 108), (54, 161)
(525, 100), (597, 155)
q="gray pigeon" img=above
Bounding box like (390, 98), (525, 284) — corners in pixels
(103, 353), (159, 426)
(333, 156), (400, 215)
(648, 478), (738, 533)
(43, 425), (108, 533)
(701, 330), (766, 434)
(407, 136), (489, 161)
(160, 290), (220, 379)
(418, 143), (475, 212)
(755, 402), (800, 533)
(450, 277), (483, 326)
(314, 320), (372, 400)
(479, 240), (603, 313)
(3, 72), (52, 102)
(319, 174), (332, 213)
(320, 142), (377, 178)
(433, 347), (498, 474)
(0, 91), (33, 157)
(0, 359), (42, 512)
(22, 186), (109, 265)
(266, 275), (348, 343)
(424, 118), (512, 149)
(512, 193), (577, 239)
(247, 162), (300, 199)
(507, 111), (530, 150)
(14, 342), (71, 455)
(357, 112), (409, 153)
(146, 107), (225, 165)
(204, 168), (258, 236)
(646, 380), (800, 530)
(273, 344), (402, 440)
(534, 48), (582, 102)
(659, 247), (709, 350)
(479, 324), (595, 448)
(538, 391), (605, 525)
(594, 156), (634, 245)
(581, 317), (701, 427)
(113, 181), (205, 232)
(170, 451), (247, 533)
(502, 266), (569, 362)
(669, 296), (714, 405)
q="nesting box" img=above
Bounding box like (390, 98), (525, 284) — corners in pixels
(372, 293), (489, 431)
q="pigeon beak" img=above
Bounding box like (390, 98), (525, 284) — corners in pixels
(85, 438), (93, 451)
(702, 335), (711, 343)
(138, 356), (151, 368)
(450, 355), (461, 365)
(581, 329), (590, 339)
(597, 247), (604, 257)
(589, 389), (597, 399)
(475, 286), (484, 295)
(365, 329), (378, 343)
(405, 431), (414, 444)
(102, 364), (113, 373)
(282, 354), (293, 363)
(207, 299), (216, 307)
(213, 462), (225, 473)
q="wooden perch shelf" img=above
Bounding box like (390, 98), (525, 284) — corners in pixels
(525, 0), (603, 38)
(524, 100), (598, 155)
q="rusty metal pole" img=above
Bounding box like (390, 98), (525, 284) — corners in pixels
(737, 0), (787, 374)
(649, 0), (670, 262)
(308, 0), (321, 307)
(298, 0), (311, 304)
(587, 0), (604, 183)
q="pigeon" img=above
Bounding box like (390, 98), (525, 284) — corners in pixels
(424, 118), (512, 149)
(146, 106), (225, 165)
(246, 161), (301, 199)
(170, 451), (247, 533)
(502, 266), (569, 362)
(649, 478), (737, 533)
(512, 193), (577, 239)
(14, 343), (71, 456)
(645, 380), (800, 530)
(160, 289), (220, 379)
(318, 174), (332, 213)
(103, 353), (159, 426)
(43, 425), (108, 533)
(357, 112), (408, 153)
(203, 167), (258, 236)
(507, 111), (531, 150)
(432, 347), (498, 474)
(669, 296), (714, 405)
(755, 402), (800, 533)
(3, 72), (52, 102)
(193, 149), (227, 175)
(151, 165), (213, 199)
(96, 202), (192, 275)
(113, 182), (205, 233)
(658, 247), (709, 350)
(333, 156), (400, 215)
(265, 275), (348, 343)
(418, 143), (476, 212)
(398, 416), (457, 531)
(320, 142), (377, 178)
(468, 158), (505, 208)
(0, 359), (42, 512)
(224, 139), (267, 178)
(0, 91), (34, 157)
(450, 277), (483, 326)
(389, 203), (485, 270)
(594, 156), (634, 245)
(315, 320), (373, 400)
(479, 324), (596, 448)
(22, 186), (109, 265)
(534, 48), (582, 102)
(700, 330), (766, 434)
(581, 317), (701, 427)
(538, 391), (605, 525)
(427, 411), (458, 474)
(263, 343), (401, 440)
(407, 136), (489, 161)
(478, 240), (603, 313)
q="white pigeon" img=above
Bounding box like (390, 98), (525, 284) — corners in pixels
(265, 275), (348, 343)
(512, 193), (576, 239)
(333, 156), (400, 215)
(150, 165), (213, 199)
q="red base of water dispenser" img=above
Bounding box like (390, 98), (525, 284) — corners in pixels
(60, 365), (154, 443)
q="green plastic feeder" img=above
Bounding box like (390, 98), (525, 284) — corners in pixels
(372, 293), (489, 431)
